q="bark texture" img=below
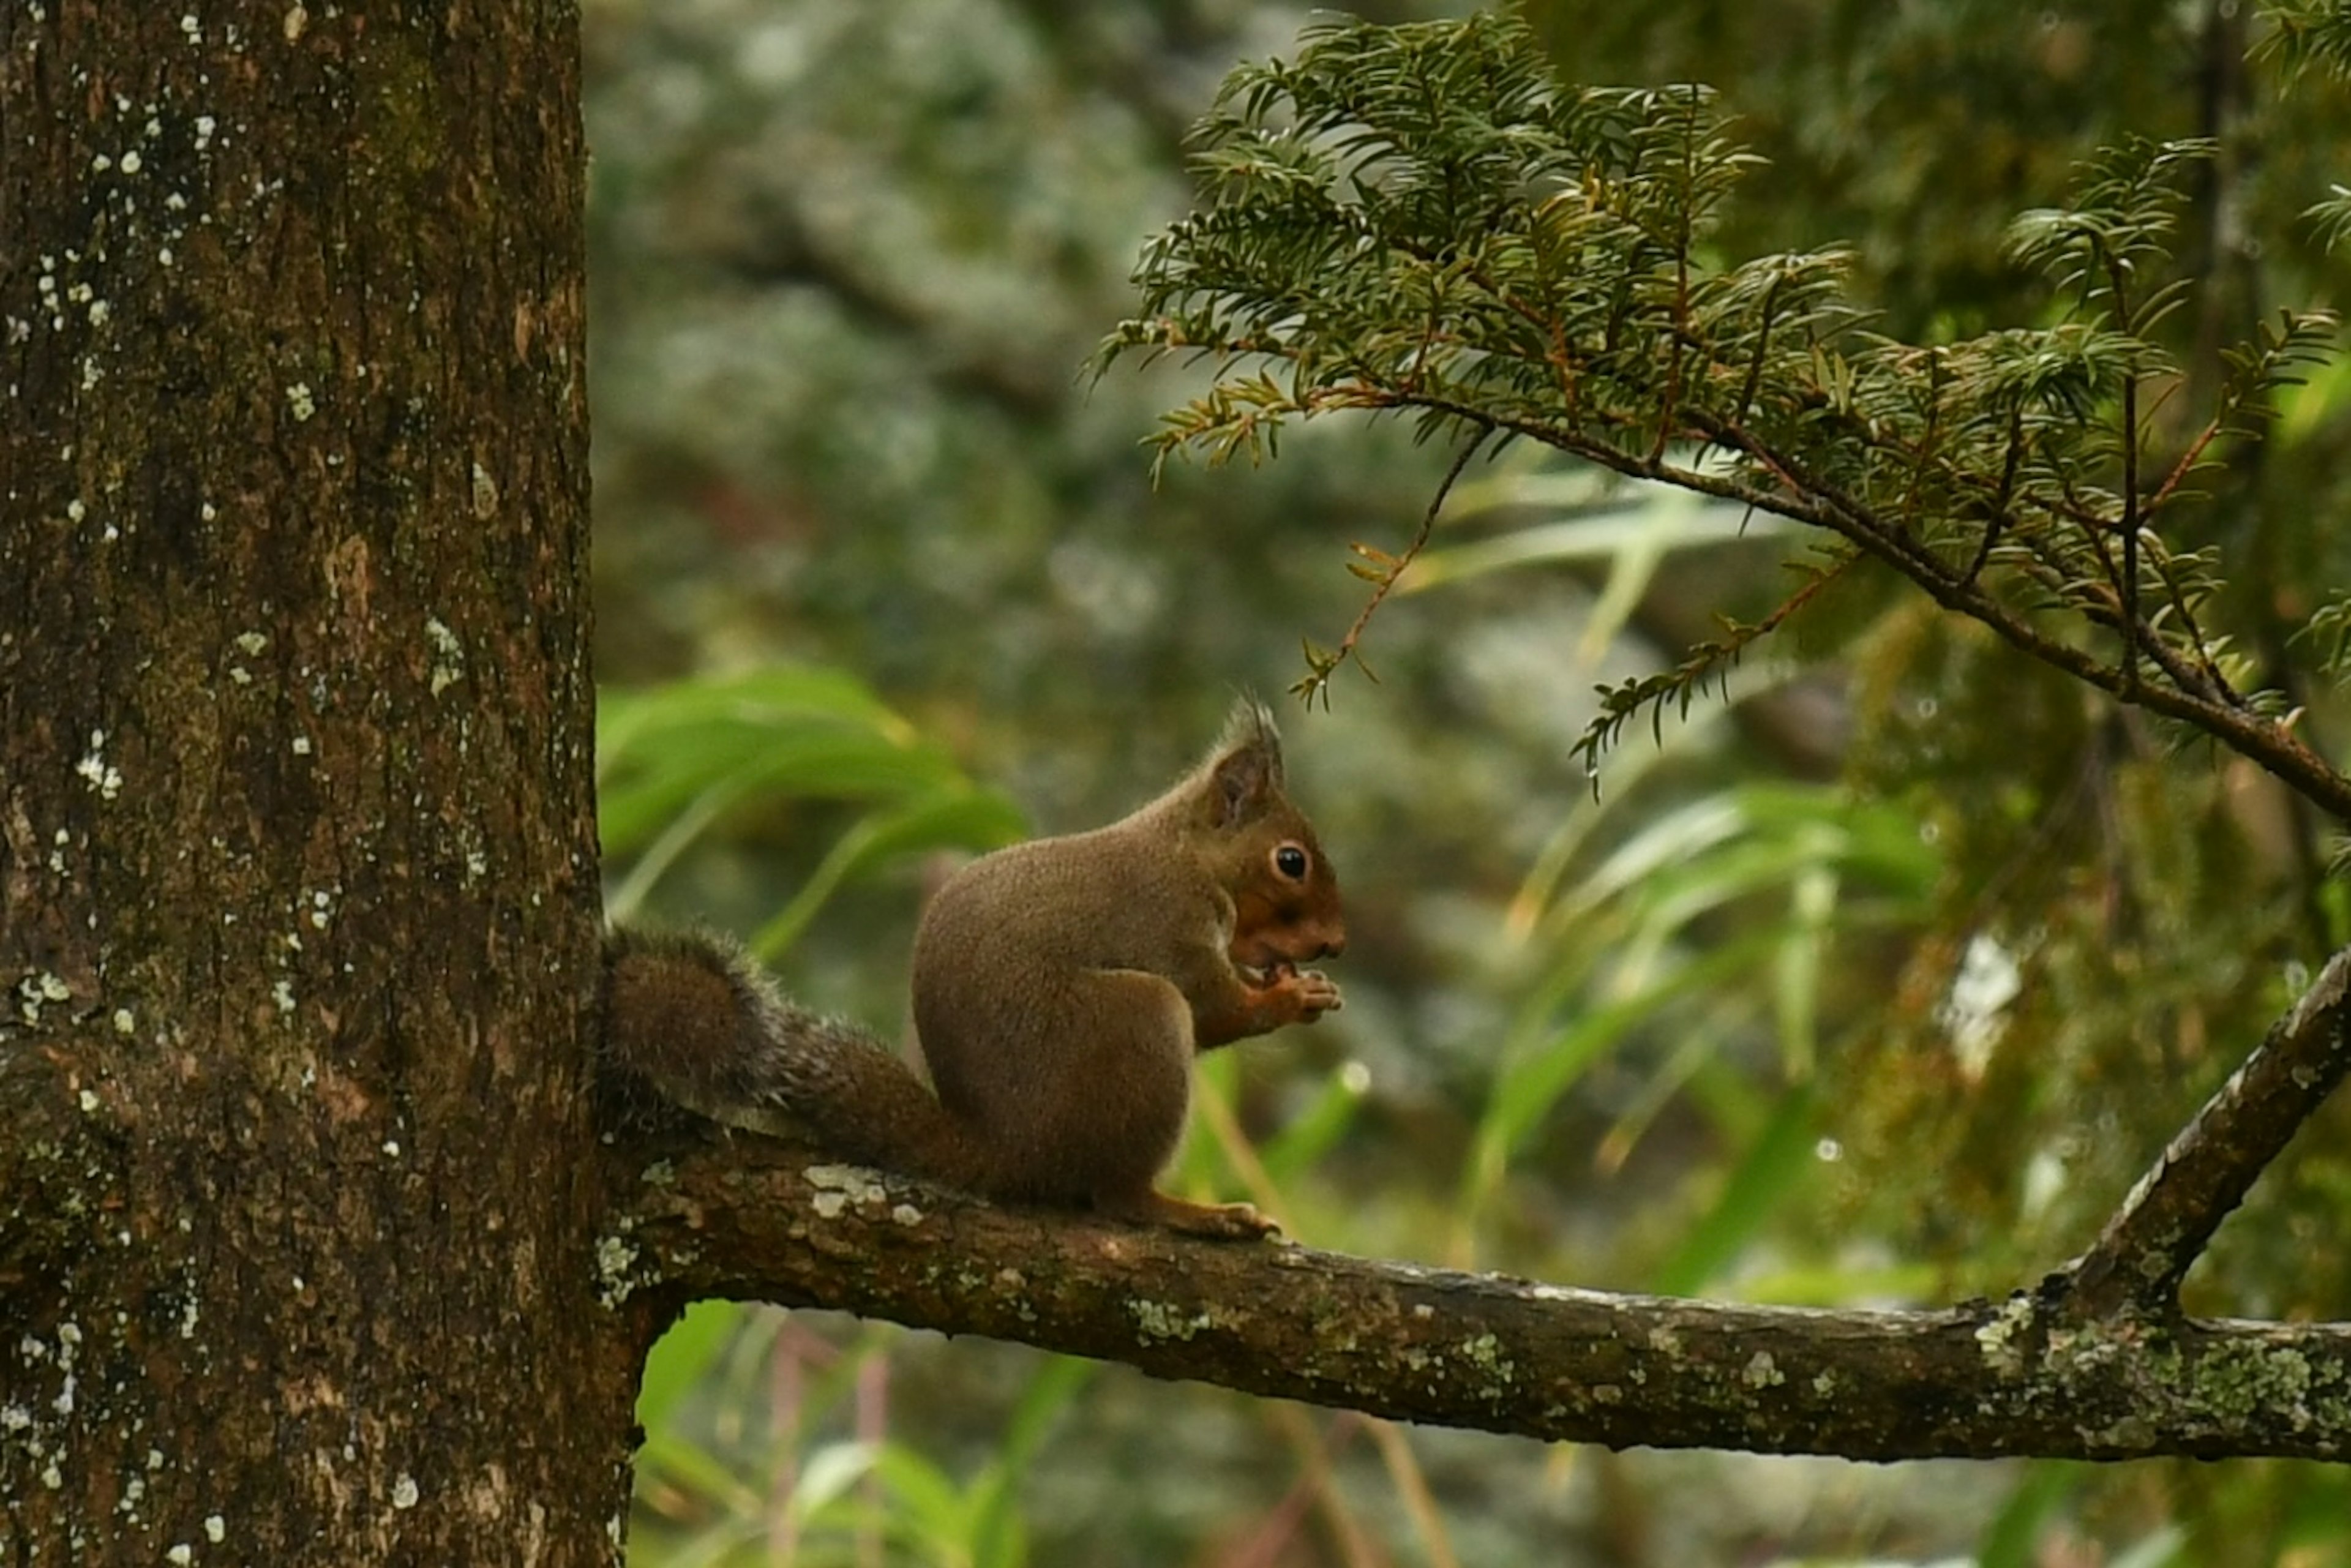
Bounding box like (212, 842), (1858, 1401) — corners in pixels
(612, 1131), (2351, 1465)
(1, 6), (628, 1563)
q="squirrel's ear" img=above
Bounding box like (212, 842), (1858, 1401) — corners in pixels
(1207, 742), (1277, 827)
(1205, 698), (1284, 827)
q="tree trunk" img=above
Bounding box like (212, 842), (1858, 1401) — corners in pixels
(1, 6), (637, 1562)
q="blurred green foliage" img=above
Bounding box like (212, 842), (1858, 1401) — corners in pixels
(588, 1), (2351, 1563)
(600, 666), (1025, 957)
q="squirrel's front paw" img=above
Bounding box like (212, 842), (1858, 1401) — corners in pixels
(1288, 967), (1341, 1020)
(1250, 963), (1341, 1024)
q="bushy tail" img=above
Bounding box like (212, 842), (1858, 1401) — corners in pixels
(600, 928), (984, 1187)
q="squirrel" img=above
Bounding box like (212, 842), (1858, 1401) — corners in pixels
(601, 698), (1346, 1239)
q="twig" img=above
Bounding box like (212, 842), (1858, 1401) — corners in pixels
(2060, 947), (2351, 1320)
(1964, 408), (2023, 583)
(2121, 370), (2142, 691)
(1375, 390), (2351, 822)
(1294, 431), (1488, 705)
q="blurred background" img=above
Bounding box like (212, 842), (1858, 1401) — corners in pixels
(587, 1), (2351, 1562)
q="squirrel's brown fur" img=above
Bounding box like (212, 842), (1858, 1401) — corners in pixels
(601, 699), (1344, 1239)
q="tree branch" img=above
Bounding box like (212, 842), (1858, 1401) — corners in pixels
(1371, 391), (2351, 822)
(607, 1128), (2351, 1463)
(2060, 947), (2351, 1319)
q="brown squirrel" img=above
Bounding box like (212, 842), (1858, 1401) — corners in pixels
(601, 699), (1345, 1238)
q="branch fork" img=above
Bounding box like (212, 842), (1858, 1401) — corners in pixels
(608, 948), (2351, 1463)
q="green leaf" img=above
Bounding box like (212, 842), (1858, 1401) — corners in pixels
(1977, 1463), (2089, 1568)
(598, 664), (1022, 947)
(746, 788), (1026, 963)
(1261, 1064), (1370, 1185)
(636, 1300), (743, 1435)
(1649, 1082), (1817, 1297)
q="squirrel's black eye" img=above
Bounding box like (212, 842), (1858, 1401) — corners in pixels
(1274, 844), (1309, 880)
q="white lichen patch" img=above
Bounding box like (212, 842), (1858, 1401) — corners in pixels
(1742, 1351), (1785, 1389)
(285, 382), (315, 422)
(423, 617), (465, 695)
(1457, 1332), (1516, 1393)
(16, 971), (72, 1023)
(1974, 1294), (2036, 1378)
(1128, 1299), (1213, 1343)
(75, 729), (122, 799)
(890, 1204), (923, 1228)
(391, 1472), (419, 1509)
(804, 1165), (888, 1208)
(593, 1232), (643, 1307)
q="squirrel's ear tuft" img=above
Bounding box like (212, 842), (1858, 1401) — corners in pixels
(1205, 695), (1284, 825)
(1217, 695), (1284, 768)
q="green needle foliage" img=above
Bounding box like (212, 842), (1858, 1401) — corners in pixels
(1101, 7), (2350, 819)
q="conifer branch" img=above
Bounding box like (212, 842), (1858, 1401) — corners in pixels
(1100, 10), (2351, 817)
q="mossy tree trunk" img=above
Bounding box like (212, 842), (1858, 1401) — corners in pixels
(1, 6), (645, 1561)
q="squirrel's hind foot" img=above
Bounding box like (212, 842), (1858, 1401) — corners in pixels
(1100, 1190), (1283, 1241)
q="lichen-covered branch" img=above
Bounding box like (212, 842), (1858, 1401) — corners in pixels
(609, 1139), (2351, 1463)
(2061, 947), (2351, 1320)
